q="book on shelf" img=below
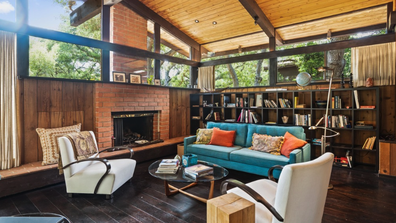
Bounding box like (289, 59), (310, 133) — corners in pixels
(294, 96), (298, 108)
(360, 105), (375, 109)
(192, 116), (201, 120)
(294, 114), (311, 126)
(214, 112), (221, 121)
(346, 150), (352, 168)
(296, 104), (306, 108)
(249, 97), (255, 107)
(354, 90), (360, 108)
(270, 100), (278, 108)
(205, 110), (213, 120)
(256, 95), (263, 107)
(362, 136), (376, 150)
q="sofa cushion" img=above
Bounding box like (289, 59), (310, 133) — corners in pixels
(194, 128), (213, 144)
(208, 128), (236, 147)
(250, 133), (283, 155)
(281, 131), (308, 158)
(207, 122), (248, 147)
(230, 148), (289, 168)
(185, 144), (242, 160)
(246, 125), (305, 147)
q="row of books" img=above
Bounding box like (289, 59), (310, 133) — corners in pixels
(330, 115), (350, 128)
(205, 110), (221, 121)
(278, 98), (292, 108)
(294, 114), (312, 126)
(331, 96), (342, 109)
(155, 159), (180, 174)
(264, 99), (278, 108)
(334, 150), (352, 168)
(184, 164), (213, 180)
(362, 136), (376, 150)
(236, 109), (260, 123)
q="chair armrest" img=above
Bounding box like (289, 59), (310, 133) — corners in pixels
(62, 158), (111, 194)
(268, 165), (283, 182)
(184, 136), (197, 152)
(99, 146), (134, 159)
(289, 143), (311, 163)
(220, 179), (284, 222)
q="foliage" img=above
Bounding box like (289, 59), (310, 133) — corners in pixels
(29, 2), (101, 80)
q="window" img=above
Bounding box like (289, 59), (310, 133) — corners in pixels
(0, 0), (16, 22)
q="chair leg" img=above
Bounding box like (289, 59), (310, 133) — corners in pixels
(68, 193), (73, 198)
(106, 194), (113, 200)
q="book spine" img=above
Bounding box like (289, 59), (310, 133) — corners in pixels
(354, 90), (360, 108)
(294, 96), (298, 108)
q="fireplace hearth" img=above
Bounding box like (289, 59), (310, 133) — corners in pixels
(112, 111), (161, 146)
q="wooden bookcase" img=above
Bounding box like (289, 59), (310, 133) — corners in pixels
(190, 87), (380, 172)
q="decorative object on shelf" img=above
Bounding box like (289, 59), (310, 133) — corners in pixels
(203, 100), (207, 107)
(129, 74), (141, 84)
(315, 100), (327, 108)
(282, 116), (289, 124)
(203, 87), (229, 93)
(113, 71), (126, 83)
(182, 154), (198, 167)
(154, 79), (161, 85)
(365, 77), (374, 87)
(296, 72), (311, 89)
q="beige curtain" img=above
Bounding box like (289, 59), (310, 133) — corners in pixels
(0, 31), (20, 170)
(351, 42), (396, 87)
(198, 66), (215, 92)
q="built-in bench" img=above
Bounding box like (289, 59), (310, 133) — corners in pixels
(0, 136), (186, 198)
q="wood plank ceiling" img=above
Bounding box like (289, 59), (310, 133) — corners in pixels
(140, 0), (392, 56)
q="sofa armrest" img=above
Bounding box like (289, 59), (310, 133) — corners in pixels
(184, 136), (197, 153)
(289, 143), (311, 163)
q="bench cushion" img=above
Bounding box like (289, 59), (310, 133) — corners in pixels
(207, 122), (248, 147)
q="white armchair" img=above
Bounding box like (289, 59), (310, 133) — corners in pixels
(58, 131), (136, 199)
(221, 152), (334, 223)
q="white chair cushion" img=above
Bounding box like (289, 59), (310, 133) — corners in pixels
(65, 158), (136, 195)
(228, 179), (278, 223)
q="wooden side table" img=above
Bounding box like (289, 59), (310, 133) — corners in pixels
(207, 193), (255, 223)
(379, 141), (396, 176)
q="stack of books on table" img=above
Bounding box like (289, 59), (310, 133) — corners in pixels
(156, 159), (180, 174)
(184, 164), (213, 179)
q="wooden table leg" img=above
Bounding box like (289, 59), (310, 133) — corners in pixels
(208, 181), (214, 199)
(164, 180), (214, 203)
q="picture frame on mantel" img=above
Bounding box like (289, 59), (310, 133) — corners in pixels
(154, 79), (161, 85)
(113, 72), (126, 83)
(129, 74), (141, 84)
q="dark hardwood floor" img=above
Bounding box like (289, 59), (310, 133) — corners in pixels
(0, 157), (395, 223)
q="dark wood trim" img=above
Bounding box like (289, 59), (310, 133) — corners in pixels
(269, 37), (277, 86)
(238, 0), (283, 45)
(189, 47), (200, 86)
(275, 4), (387, 30)
(147, 32), (189, 57)
(202, 44), (269, 58)
(121, 0), (202, 51)
(200, 33), (396, 67)
(154, 23), (161, 79)
(101, 2), (110, 82)
(201, 31), (263, 45)
(70, 0), (101, 27)
(0, 20), (199, 67)
(283, 24), (386, 45)
(16, 0), (28, 78)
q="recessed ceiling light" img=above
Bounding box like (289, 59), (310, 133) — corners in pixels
(212, 21), (217, 25)
(195, 19), (199, 23)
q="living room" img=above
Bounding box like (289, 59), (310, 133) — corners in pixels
(0, 0), (396, 222)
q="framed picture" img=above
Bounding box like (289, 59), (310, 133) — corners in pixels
(129, 74), (141, 84)
(154, 79), (161, 85)
(113, 72), (126, 83)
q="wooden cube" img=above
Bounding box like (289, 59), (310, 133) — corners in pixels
(207, 193), (255, 223)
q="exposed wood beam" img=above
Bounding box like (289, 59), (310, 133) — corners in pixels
(238, 0), (283, 45)
(202, 44), (269, 58)
(0, 20), (199, 67)
(154, 23), (161, 79)
(388, 2), (396, 32)
(200, 33), (396, 67)
(201, 31), (263, 45)
(122, 0), (202, 51)
(70, 0), (101, 27)
(147, 32), (189, 57)
(283, 24), (386, 45)
(269, 37), (276, 86)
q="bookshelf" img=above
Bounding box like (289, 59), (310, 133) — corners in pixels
(190, 87), (380, 172)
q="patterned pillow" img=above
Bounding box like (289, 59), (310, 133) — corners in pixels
(194, 128), (213, 144)
(36, 123), (82, 165)
(250, 133), (284, 155)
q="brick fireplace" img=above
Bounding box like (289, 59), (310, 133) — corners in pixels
(94, 83), (170, 149)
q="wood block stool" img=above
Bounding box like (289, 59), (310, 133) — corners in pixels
(207, 193), (255, 223)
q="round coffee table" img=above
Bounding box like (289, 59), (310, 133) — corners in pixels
(148, 160), (228, 203)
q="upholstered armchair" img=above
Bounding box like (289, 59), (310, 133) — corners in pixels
(58, 131), (136, 199)
(221, 152), (334, 223)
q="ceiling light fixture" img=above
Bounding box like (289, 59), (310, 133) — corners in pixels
(195, 19), (199, 23)
(212, 21), (217, 25)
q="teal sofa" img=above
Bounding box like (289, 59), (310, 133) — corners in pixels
(184, 122), (310, 178)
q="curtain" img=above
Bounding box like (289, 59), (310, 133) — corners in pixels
(197, 66), (215, 92)
(0, 31), (20, 170)
(351, 42), (396, 87)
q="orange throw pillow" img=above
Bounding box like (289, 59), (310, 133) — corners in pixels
(281, 131), (308, 158)
(208, 127), (236, 147)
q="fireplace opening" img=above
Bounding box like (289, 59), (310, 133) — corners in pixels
(112, 111), (162, 147)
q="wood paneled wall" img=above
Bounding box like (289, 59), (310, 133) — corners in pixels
(169, 88), (200, 138)
(20, 79), (94, 164)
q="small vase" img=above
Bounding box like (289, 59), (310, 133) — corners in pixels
(282, 116), (289, 124)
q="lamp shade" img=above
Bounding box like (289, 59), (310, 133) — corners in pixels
(296, 72), (311, 86)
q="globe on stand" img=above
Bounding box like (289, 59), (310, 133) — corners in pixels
(296, 72), (311, 90)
